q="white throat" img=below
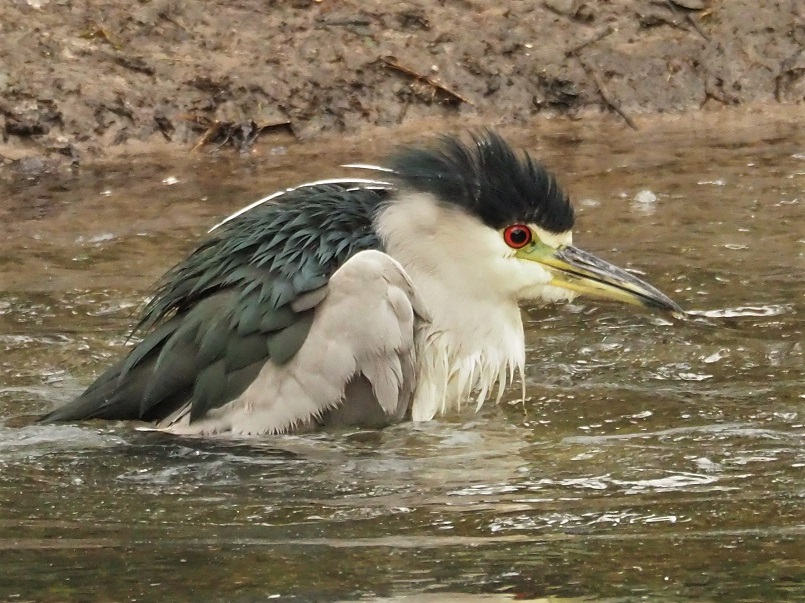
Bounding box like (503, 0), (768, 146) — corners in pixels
(375, 193), (527, 421)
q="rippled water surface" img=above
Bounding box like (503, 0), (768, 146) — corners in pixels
(1, 113), (803, 601)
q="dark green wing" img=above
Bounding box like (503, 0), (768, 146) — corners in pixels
(41, 185), (385, 424)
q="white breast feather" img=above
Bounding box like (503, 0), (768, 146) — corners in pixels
(374, 192), (547, 421)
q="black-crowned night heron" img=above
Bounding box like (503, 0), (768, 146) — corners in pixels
(41, 131), (681, 435)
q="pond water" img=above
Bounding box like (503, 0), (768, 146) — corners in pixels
(1, 112), (803, 602)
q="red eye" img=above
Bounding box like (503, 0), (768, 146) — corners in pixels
(503, 224), (532, 249)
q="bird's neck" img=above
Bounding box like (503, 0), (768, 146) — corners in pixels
(375, 195), (526, 420)
(410, 276), (526, 421)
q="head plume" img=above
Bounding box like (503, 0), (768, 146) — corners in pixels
(387, 131), (574, 233)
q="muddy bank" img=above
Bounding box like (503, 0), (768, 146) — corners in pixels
(0, 0), (803, 166)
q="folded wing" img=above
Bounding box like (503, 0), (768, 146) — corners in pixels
(40, 185), (398, 429)
(164, 250), (429, 435)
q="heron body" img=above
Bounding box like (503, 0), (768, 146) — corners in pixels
(42, 132), (681, 435)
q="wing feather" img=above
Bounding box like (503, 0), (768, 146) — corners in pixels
(167, 250), (428, 435)
(40, 184), (387, 426)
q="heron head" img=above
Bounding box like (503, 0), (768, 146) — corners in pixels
(385, 131), (681, 313)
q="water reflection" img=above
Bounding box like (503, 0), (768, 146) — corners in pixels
(1, 113), (804, 601)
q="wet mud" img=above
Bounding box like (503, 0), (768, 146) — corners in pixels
(0, 0), (803, 167)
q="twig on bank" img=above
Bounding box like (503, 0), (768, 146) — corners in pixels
(565, 26), (616, 57)
(190, 121), (221, 153)
(80, 23), (122, 50)
(189, 119), (294, 153)
(665, 0), (710, 41)
(577, 58), (639, 130)
(380, 56), (474, 105)
(775, 48), (805, 102)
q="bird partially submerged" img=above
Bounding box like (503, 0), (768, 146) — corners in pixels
(41, 131), (682, 435)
